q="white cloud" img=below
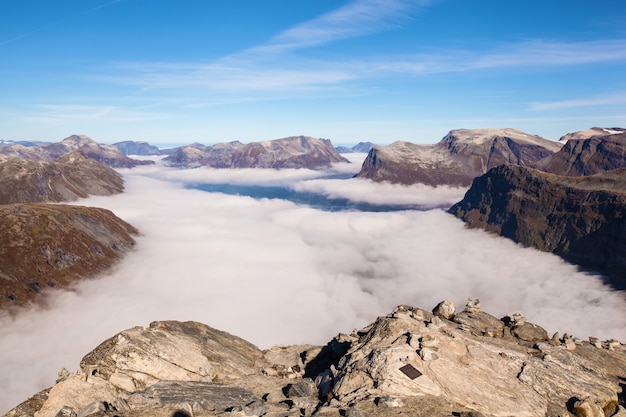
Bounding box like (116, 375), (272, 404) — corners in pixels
(471, 39), (626, 69)
(254, 0), (428, 53)
(0, 166), (625, 413)
(529, 92), (626, 111)
(293, 177), (466, 208)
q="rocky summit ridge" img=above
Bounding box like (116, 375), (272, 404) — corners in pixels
(5, 301), (625, 417)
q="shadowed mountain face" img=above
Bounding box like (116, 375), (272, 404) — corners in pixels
(5, 302), (625, 417)
(0, 135), (153, 168)
(0, 152), (124, 204)
(356, 128), (561, 186)
(164, 136), (350, 169)
(449, 165), (626, 289)
(0, 204), (138, 308)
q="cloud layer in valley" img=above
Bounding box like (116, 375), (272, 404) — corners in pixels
(0, 163), (625, 413)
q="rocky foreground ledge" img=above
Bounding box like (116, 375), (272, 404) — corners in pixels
(5, 300), (626, 417)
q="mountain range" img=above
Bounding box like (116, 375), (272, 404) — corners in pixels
(0, 135), (153, 168)
(163, 136), (349, 169)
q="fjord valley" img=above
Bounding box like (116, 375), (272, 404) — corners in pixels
(4, 1), (625, 415)
(1, 128), (626, 417)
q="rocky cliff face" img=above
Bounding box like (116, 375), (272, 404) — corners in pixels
(0, 135), (153, 168)
(356, 128), (560, 186)
(164, 136), (349, 169)
(449, 164), (626, 289)
(5, 301), (625, 417)
(534, 131), (626, 176)
(0, 204), (138, 308)
(0, 152), (124, 204)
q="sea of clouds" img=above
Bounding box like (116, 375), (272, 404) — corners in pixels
(1, 155), (625, 413)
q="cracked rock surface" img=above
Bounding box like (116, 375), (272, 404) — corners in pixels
(4, 302), (626, 417)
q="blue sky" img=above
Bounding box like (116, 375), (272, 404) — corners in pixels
(1, 0), (625, 145)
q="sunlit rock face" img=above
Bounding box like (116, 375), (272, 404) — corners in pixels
(0, 152), (124, 204)
(356, 128), (561, 186)
(449, 164), (626, 289)
(163, 136), (350, 169)
(0, 135), (153, 168)
(0, 204), (138, 308)
(5, 302), (625, 417)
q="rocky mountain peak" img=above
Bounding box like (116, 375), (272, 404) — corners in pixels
(559, 127), (626, 142)
(60, 134), (97, 147)
(357, 128), (559, 186)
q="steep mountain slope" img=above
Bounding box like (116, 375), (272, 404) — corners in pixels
(0, 152), (124, 204)
(0, 204), (138, 308)
(357, 128), (560, 186)
(535, 131), (626, 176)
(164, 136), (349, 169)
(449, 164), (626, 289)
(5, 302), (625, 417)
(0, 135), (152, 168)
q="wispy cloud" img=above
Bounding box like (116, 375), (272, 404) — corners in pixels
(23, 103), (172, 124)
(98, 38), (626, 101)
(253, 0), (430, 54)
(529, 92), (626, 111)
(469, 39), (626, 69)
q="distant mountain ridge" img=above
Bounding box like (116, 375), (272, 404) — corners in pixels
(164, 136), (349, 169)
(112, 140), (167, 156)
(334, 141), (375, 153)
(0, 135), (153, 168)
(356, 128), (561, 186)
